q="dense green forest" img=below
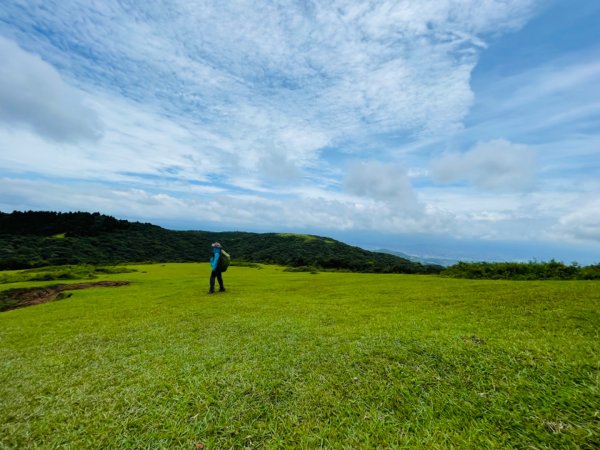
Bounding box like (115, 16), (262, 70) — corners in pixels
(0, 211), (440, 274)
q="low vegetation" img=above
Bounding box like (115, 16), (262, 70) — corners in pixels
(442, 260), (600, 280)
(1, 263), (598, 448)
(0, 264), (136, 285)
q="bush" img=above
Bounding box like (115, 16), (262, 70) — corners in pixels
(441, 260), (600, 280)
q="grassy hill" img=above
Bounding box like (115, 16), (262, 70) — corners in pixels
(0, 211), (442, 274)
(1, 263), (598, 448)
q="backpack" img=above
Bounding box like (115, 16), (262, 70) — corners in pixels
(218, 249), (231, 272)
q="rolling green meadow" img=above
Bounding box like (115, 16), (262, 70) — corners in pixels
(1, 263), (598, 449)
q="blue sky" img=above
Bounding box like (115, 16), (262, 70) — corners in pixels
(0, 0), (599, 263)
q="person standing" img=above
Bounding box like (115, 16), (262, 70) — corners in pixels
(209, 242), (226, 294)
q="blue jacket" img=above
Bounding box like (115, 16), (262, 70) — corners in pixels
(210, 247), (221, 271)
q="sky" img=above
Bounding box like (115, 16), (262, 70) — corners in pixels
(0, 0), (599, 264)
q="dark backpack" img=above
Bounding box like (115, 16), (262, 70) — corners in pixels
(218, 249), (231, 272)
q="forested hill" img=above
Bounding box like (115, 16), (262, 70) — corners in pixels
(0, 211), (442, 273)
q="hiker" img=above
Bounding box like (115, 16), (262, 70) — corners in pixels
(208, 242), (226, 294)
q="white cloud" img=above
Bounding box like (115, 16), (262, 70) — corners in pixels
(0, 95), (212, 183)
(431, 139), (537, 190)
(0, 36), (102, 142)
(553, 197), (600, 243)
(415, 184), (600, 245)
(344, 161), (420, 210)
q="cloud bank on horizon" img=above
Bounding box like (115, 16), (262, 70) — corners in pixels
(0, 0), (599, 261)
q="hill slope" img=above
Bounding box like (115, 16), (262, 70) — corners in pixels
(0, 211), (442, 273)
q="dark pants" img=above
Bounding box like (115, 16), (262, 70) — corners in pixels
(209, 270), (224, 291)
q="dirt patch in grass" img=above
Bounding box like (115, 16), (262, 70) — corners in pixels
(0, 281), (130, 312)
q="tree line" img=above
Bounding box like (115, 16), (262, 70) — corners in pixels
(440, 260), (600, 280)
(0, 211), (440, 274)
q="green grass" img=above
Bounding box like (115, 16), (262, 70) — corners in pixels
(0, 263), (598, 449)
(277, 233), (335, 244)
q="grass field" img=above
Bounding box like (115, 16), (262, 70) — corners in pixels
(1, 263), (598, 449)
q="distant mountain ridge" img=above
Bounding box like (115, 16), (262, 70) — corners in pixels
(376, 249), (459, 267)
(0, 211), (443, 273)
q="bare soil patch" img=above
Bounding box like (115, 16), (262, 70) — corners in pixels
(0, 281), (130, 312)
